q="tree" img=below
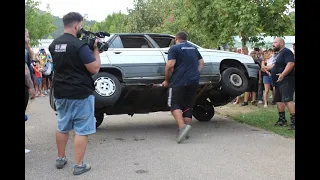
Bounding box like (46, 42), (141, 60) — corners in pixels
(181, 0), (258, 48)
(88, 0), (294, 49)
(126, 0), (172, 32)
(91, 12), (129, 33)
(179, 0), (294, 48)
(285, 12), (295, 35)
(255, 0), (293, 36)
(152, 0), (206, 45)
(89, 0), (172, 33)
(245, 0), (295, 48)
(25, 0), (56, 46)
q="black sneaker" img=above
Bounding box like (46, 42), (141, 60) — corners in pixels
(289, 120), (295, 130)
(251, 101), (257, 106)
(289, 124), (295, 130)
(241, 102), (248, 106)
(56, 157), (68, 169)
(271, 101), (276, 105)
(73, 164), (91, 175)
(274, 119), (288, 126)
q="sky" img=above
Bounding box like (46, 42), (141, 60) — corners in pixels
(36, 0), (134, 22)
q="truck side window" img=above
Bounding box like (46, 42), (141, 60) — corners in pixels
(110, 36), (124, 48)
(119, 36), (152, 48)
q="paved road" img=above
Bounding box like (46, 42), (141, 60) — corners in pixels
(25, 97), (295, 180)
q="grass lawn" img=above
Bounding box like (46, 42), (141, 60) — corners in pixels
(215, 101), (295, 139)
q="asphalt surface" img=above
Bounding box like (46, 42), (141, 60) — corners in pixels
(25, 96), (295, 180)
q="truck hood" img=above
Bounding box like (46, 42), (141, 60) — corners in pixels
(202, 48), (254, 63)
(160, 47), (254, 63)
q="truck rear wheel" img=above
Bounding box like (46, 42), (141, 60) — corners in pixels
(193, 99), (215, 122)
(93, 72), (122, 108)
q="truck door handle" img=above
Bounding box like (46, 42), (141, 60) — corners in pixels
(164, 52), (168, 54)
(114, 52), (122, 54)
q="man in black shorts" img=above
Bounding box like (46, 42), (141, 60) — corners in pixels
(162, 31), (204, 143)
(241, 77), (259, 106)
(271, 37), (295, 130)
(241, 51), (259, 106)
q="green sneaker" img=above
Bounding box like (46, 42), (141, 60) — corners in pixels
(73, 164), (91, 175)
(185, 135), (190, 140)
(56, 157), (68, 169)
(177, 125), (192, 143)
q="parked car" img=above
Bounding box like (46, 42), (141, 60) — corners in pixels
(50, 33), (259, 128)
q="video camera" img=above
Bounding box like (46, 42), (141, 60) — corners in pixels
(80, 28), (110, 52)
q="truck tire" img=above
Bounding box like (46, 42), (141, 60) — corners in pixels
(49, 86), (56, 111)
(93, 72), (122, 108)
(221, 67), (248, 96)
(49, 72), (56, 111)
(95, 111), (104, 128)
(193, 99), (215, 122)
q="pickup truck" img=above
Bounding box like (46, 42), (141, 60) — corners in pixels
(50, 33), (260, 128)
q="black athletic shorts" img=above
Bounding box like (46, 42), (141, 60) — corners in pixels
(246, 77), (258, 92)
(168, 84), (198, 112)
(42, 73), (52, 81)
(274, 76), (295, 103)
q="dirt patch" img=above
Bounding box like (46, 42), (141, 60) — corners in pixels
(215, 103), (260, 117)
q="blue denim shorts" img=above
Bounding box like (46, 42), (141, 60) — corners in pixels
(54, 95), (96, 135)
(263, 75), (273, 86)
(36, 77), (42, 85)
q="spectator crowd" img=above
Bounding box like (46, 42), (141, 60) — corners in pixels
(231, 44), (295, 107)
(28, 48), (53, 98)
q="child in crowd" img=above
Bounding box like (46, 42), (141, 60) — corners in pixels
(33, 60), (45, 97)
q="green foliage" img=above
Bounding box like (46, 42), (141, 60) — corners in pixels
(48, 15), (96, 39)
(39, 0), (295, 49)
(286, 12), (295, 35)
(91, 12), (129, 33)
(152, 0), (211, 47)
(25, 0), (56, 46)
(81, 14), (97, 32)
(126, 0), (172, 32)
(255, 0), (293, 37)
(185, 0), (294, 48)
(186, 0), (260, 48)
(248, 36), (267, 48)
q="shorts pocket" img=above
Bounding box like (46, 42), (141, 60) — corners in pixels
(54, 98), (65, 110)
(74, 96), (93, 120)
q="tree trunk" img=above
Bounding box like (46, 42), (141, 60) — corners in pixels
(241, 36), (247, 47)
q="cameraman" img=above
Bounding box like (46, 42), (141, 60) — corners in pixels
(48, 12), (101, 176)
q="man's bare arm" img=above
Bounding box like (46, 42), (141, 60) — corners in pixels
(26, 44), (35, 60)
(257, 69), (260, 78)
(25, 63), (34, 91)
(165, 60), (176, 82)
(265, 64), (274, 71)
(198, 59), (204, 72)
(261, 60), (267, 72)
(83, 48), (101, 74)
(280, 62), (295, 77)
